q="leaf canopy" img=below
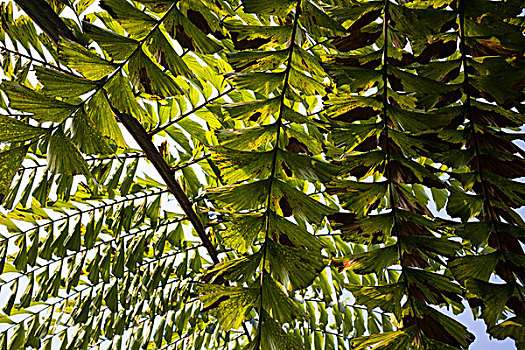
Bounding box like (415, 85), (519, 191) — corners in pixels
(0, 0), (524, 349)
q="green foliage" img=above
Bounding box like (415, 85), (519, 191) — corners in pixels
(0, 0), (523, 349)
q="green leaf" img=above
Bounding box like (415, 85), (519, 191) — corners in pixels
(227, 49), (288, 73)
(466, 279), (515, 327)
(163, 7), (221, 53)
(100, 0), (156, 39)
(449, 251), (502, 283)
(86, 90), (127, 148)
(128, 49), (183, 97)
(336, 245), (398, 275)
(1, 81), (78, 122)
(71, 109), (113, 154)
(216, 124), (278, 151)
(244, 313), (303, 350)
(241, 0), (295, 16)
(446, 189), (484, 222)
(0, 115), (46, 143)
(272, 179), (337, 223)
(197, 284), (258, 331)
(59, 39), (118, 80)
(82, 21), (137, 60)
(47, 129), (91, 176)
(327, 181), (388, 216)
(352, 327), (417, 350)
(229, 72), (284, 94)
(146, 28), (192, 77)
(35, 66), (99, 97)
(0, 146), (28, 202)
(222, 97), (280, 122)
(261, 274), (305, 324)
(266, 239), (325, 290)
(347, 282), (405, 320)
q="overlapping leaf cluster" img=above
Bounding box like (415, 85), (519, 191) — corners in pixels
(324, 0), (524, 348)
(0, 0), (523, 349)
(0, 0), (238, 348)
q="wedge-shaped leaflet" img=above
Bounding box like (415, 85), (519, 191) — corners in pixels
(388, 155), (443, 188)
(289, 68), (326, 96)
(59, 40), (117, 80)
(86, 90), (126, 148)
(449, 251), (502, 283)
(286, 126), (324, 155)
(212, 148), (273, 183)
(225, 24), (293, 48)
(347, 282), (405, 319)
(352, 327), (418, 350)
(388, 66), (457, 108)
(403, 268), (463, 306)
(268, 211), (324, 251)
(488, 315), (525, 346)
(0, 116), (46, 142)
(197, 284), (258, 331)
(387, 105), (452, 132)
(327, 181), (388, 216)
(388, 3), (450, 38)
(146, 28), (192, 77)
(0, 146), (28, 201)
(466, 279), (515, 328)
(325, 2), (382, 29)
(205, 252), (262, 283)
(163, 7), (221, 53)
(468, 58), (524, 105)
(261, 275), (305, 324)
(331, 123), (382, 152)
(222, 97), (280, 122)
(416, 60), (461, 83)
(47, 129), (90, 177)
(338, 150), (385, 179)
(279, 150), (339, 183)
(228, 72), (284, 94)
(214, 146), (338, 184)
(271, 179), (336, 223)
(35, 66), (99, 98)
(292, 46), (326, 79)
(216, 124), (278, 151)
(266, 239), (325, 290)
(128, 49), (182, 97)
(329, 212), (393, 245)
(329, 66), (382, 92)
(1, 82), (78, 123)
(100, 0), (157, 39)
(446, 189), (484, 222)
(399, 235), (460, 259)
(481, 172), (525, 208)
(325, 95), (381, 122)
(455, 221), (525, 247)
(470, 100), (525, 127)
(300, 0), (346, 37)
(336, 245), (398, 275)
(244, 313), (302, 350)
(71, 110), (113, 155)
(227, 49), (288, 73)
(105, 73), (150, 123)
(207, 179), (269, 211)
(222, 214), (265, 252)
(412, 302), (474, 349)
(82, 21), (137, 60)
(241, 0), (295, 16)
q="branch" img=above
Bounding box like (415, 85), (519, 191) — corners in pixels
(106, 98), (220, 264)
